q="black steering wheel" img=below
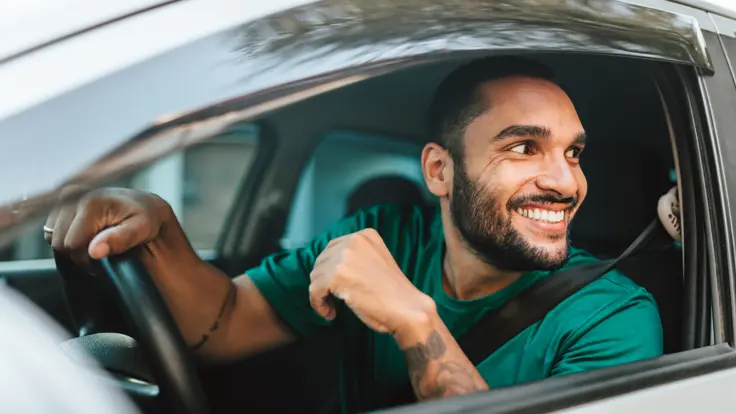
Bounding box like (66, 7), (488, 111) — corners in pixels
(57, 249), (210, 414)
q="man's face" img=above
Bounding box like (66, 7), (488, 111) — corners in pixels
(449, 76), (587, 271)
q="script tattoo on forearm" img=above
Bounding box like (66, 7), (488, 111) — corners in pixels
(402, 330), (485, 400)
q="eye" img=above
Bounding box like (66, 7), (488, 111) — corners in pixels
(509, 143), (532, 154)
(565, 147), (583, 158)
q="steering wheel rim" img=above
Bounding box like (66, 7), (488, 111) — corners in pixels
(96, 250), (210, 414)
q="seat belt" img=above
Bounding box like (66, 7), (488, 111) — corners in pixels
(385, 217), (666, 409)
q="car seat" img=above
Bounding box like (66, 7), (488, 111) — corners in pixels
(345, 175), (428, 216)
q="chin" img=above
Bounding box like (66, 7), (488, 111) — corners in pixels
(518, 229), (571, 269)
(539, 244), (569, 264)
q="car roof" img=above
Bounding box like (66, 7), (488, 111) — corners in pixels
(2, 0), (734, 66)
(0, 0), (175, 63)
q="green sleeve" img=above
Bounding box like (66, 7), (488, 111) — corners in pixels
(551, 291), (663, 376)
(245, 205), (398, 338)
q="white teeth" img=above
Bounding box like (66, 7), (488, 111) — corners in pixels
(515, 208), (565, 223)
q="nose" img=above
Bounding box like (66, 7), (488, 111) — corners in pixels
(535, 153), (578, 198)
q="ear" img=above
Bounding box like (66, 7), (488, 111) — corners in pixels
(421, 142), (453, 198)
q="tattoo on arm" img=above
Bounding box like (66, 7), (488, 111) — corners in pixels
(402, 330), (485, 400)
(191, 281), (236, 352)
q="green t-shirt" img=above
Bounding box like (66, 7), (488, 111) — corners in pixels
(247, 204), (663, 412)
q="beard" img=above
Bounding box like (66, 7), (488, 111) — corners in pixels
(449, 160), (573, 272)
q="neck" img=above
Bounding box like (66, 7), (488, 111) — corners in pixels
(440, 208), (523, 301)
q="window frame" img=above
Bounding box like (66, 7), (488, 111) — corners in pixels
(216, 120), (279, 259)
(1, 0), (733, 411)
(708, 13), (736, 344)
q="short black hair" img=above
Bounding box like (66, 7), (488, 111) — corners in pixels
(428, 56), (556, 160)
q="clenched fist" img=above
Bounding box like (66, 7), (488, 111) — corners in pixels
(308, 228), (436, 337)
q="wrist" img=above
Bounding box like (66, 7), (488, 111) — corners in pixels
(392, 297), (439, 346)
(142, 197), (201, 272)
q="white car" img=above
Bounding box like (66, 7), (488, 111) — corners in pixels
(1, 0), (736, 413)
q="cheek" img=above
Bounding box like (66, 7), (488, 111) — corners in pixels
(477, 161), (531, 203)
(575, 168), (588, 203)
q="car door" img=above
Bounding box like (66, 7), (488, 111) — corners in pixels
(1, 0), (735, 413)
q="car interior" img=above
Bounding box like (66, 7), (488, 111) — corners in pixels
(0, 51), (706, 413)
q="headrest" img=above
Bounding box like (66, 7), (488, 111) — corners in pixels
(346, 175), (426, 216)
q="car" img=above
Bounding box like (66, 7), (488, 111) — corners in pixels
(1, 0), (736, 413)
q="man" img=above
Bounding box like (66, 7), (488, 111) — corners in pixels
(45, 57), (663, 411)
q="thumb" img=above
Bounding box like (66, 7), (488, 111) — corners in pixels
(88, 215), (154, 259)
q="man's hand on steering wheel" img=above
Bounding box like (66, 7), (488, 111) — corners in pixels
(43, 187), (174, 268)
(44, 187), (212, 414)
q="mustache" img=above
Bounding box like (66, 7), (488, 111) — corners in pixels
(508, 194), (578, 210)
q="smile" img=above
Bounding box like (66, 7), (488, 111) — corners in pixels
(515, 207), (565, 223)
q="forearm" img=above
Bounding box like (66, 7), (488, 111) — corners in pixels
(136, 210), (294, 361)
(395, 311), (488, 400)
(138, 214), (234, 349)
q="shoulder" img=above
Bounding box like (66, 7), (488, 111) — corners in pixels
(546, 248), (663, 375)
(342, 203), (434, 228)
(558, 248), (659, 318)
(564, 247), (650, 295)
(549, 248), (663, 364)
(258, 203), (434, 269)
(337, 203), (438, 244)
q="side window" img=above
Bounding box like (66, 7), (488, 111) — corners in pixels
(281, 131), (433, 249)
(2, 123), (260, 261)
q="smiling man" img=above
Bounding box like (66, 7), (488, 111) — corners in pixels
(46, 56), (663, 412)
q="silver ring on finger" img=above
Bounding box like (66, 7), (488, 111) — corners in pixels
(42, 225), (54, 234)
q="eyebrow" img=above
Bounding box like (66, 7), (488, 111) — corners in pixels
(492, 124), (586, 145)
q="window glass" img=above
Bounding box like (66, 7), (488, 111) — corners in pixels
(282, 131), (433, 249)
(1, 123), (259, 261)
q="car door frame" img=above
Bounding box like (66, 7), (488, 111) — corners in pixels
(1, 0), (735, 412)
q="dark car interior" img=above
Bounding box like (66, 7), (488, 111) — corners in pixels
(0, 52), (692, 413)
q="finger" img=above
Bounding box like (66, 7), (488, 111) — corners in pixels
(44, 208), (61, 244)
(50, 207), (77, 252)
(45, 185), (86, 245)
(64, 203), (102, 267)
(311, 250), (343, 282)
(88, 214), (154, 259)
(309, 267), (325, 282)
(308, 276), (336, 320)
(313, 247), (337, 270)
(358, 228), (384, 249)
(314, 235), (351, 268)
(324, 233), (350, 250)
